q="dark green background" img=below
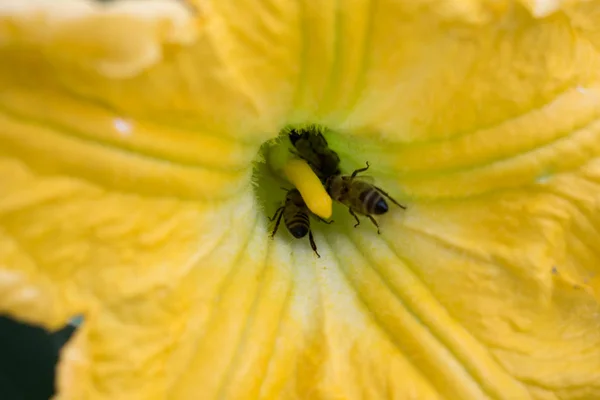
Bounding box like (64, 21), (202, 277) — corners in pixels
(0, 317), (75, 400)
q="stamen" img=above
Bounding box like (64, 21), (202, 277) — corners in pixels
(283, 159), (332, 219)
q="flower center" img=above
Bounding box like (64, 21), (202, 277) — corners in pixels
(254, 126), (332, 224)
(254, 125), (404, 244)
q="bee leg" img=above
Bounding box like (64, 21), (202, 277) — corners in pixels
(316, 216), (334, 224)
(350, 161), (370, 179)
(270, 207), (285, 238)
(373, 185), (407, 210)
(269, 206), (284, 222)
(365, 214), (381, 234)
(308, 229), (321, 258)
(348, 208), (361, 228)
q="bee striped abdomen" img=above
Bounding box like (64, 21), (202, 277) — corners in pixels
(286, 213), (310, 238)
(359, 187), (388, 215)
(270, 188), (324, 257)
(283, 202), (310, 239)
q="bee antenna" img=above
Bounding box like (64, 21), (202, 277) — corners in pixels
(279, 187), (291, 192)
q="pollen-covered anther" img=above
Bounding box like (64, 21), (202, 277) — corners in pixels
(283, 159), (332, 219)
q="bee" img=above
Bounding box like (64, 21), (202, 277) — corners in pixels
(289, 128), (341, 181)
(269, 188), (333, 257)
(325, 161), (406, 234)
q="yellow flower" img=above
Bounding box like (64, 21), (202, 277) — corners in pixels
(2, 0), (600, 398)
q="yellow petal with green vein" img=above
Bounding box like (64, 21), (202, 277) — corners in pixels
(1, 1), (600, 399)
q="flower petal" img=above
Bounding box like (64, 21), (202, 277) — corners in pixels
(52, 160), (600, 399)
(379, 161), (600, 398)
(1, 1), (600, 400)
(0, 0), (291, 141)
(54, 212), (451, 399)
(300, 1), (600, 201)
(0, 155), (247, 327)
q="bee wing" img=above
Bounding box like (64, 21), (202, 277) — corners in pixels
(292, 140), (320, 163)
(311, 132), (330, 148)
(353, 175), (375, 184)
(345, 175), (377, 201)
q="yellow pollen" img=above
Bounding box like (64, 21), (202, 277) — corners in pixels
(283, 159), (332, 219)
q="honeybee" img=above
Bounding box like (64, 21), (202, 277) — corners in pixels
(289, 128), (341, 181)
(325, 162), (406, 234)
(269, 188), (333, 257)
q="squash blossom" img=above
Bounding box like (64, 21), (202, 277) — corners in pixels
(2, 0), (600, 399)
